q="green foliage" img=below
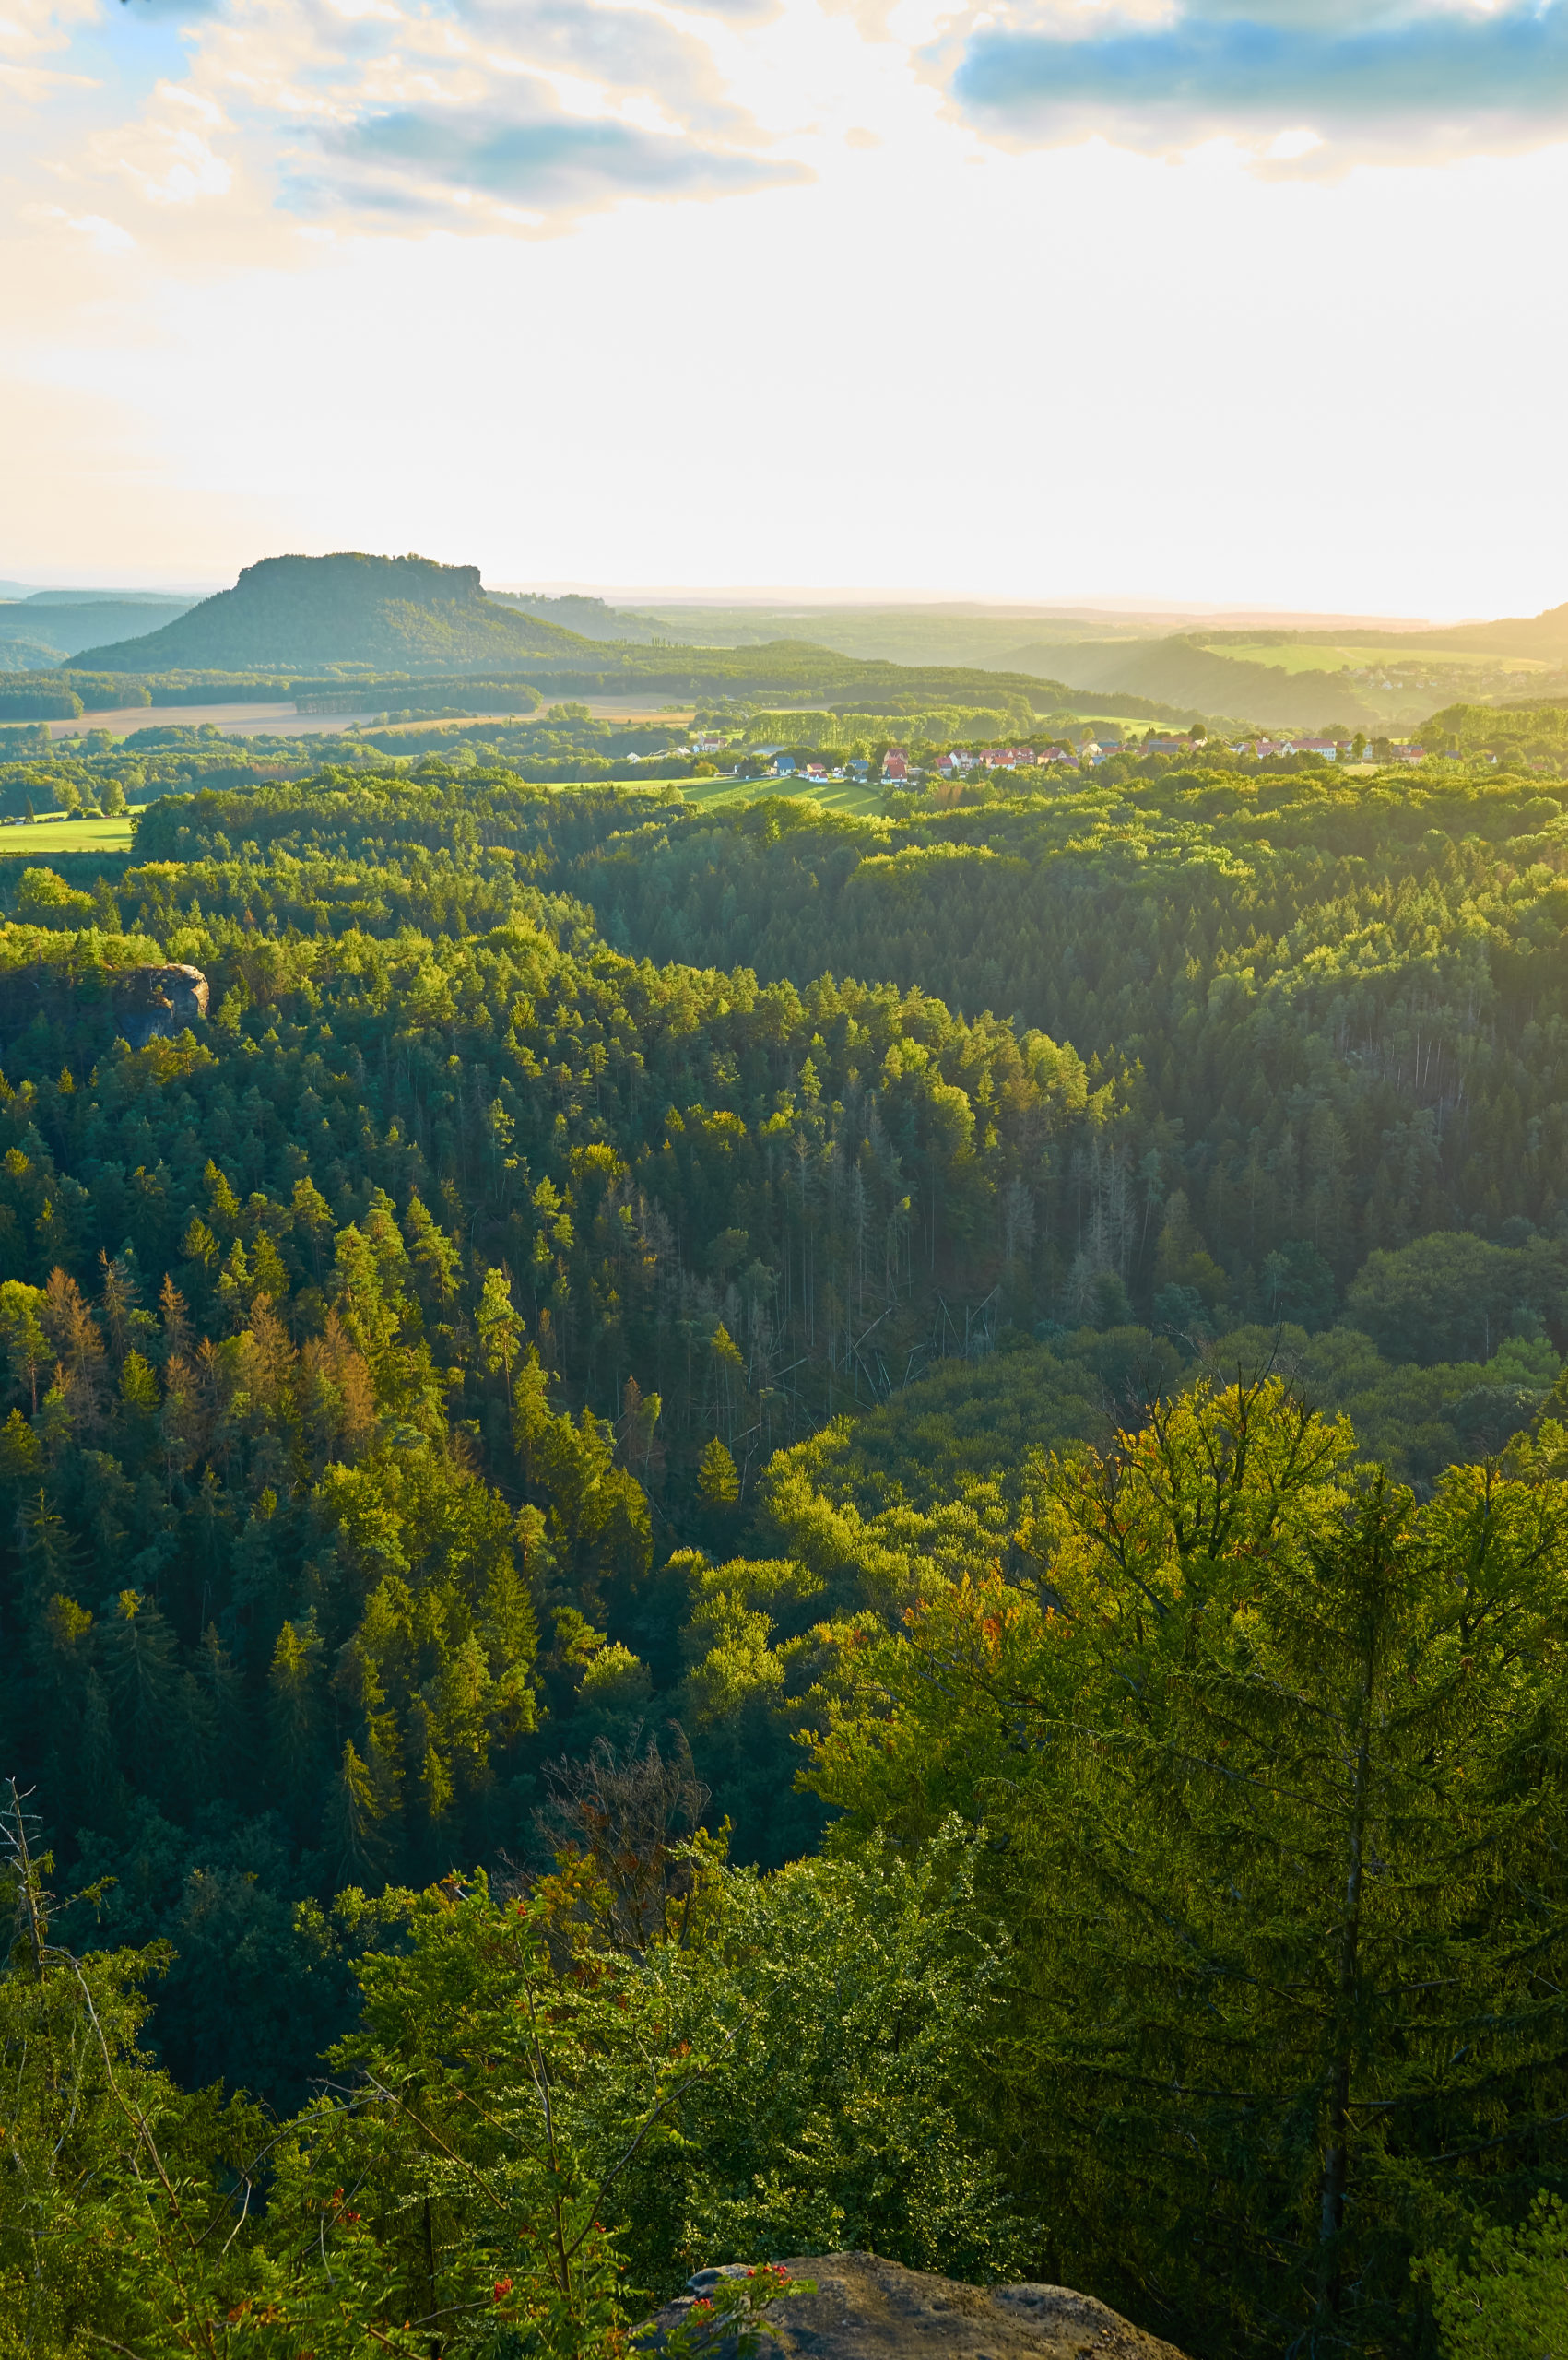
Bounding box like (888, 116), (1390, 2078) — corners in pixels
(807, 1376), (1568, 2355)
(476, 762), (1568, 1302)
(1424, 698), (1568, 757)
(608, 1839), (1029, 2291)
(15, 867), (95, 926)
(660, 2265), (820, 2360)
(697, 1436), (739, 1504)
(1203, 1319), (1560, 1486)
(1423, 2195), (1568, 2360)
(1345, 1229), (1564, 1362)
(5, 744), (1568, 2360)
(0, 681), (82, 721)
(0, 1775), (1015, 2356)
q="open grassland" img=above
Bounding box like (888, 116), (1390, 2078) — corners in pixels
(0, 813), (138, 856)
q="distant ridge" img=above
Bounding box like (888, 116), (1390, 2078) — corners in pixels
(1404, 600), (1568, 661)
(0, 598), (196, 663)
(999, 635), (1383, 733)
(71, 552), (587, 675)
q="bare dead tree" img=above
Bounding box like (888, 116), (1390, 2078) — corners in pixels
(533, 1726), (712, 1959)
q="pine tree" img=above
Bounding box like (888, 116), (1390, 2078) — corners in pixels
(187, 1622), (249, 1800)
(325, 1739), (386, 1885)
(476, 1265), (524, 1407)
(0, 1280), (49, 1412)
(266, 1615), (327, 1833)
(698, 1436), (740, 1504)
(405, 1190), (461, 1305)
(98, 1589), (182, 1799)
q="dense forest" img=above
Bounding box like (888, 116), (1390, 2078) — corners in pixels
(4, 747), (1568, 2360)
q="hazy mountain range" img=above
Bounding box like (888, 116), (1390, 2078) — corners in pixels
(15, 552), (1568, 732)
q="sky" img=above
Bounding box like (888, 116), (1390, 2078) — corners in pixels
(5, 0), (1568, 616)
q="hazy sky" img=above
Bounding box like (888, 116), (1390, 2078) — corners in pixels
(6, 0), (1568, 613)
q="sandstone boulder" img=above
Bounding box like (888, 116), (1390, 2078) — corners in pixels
(638, 2252), (1189, 2360)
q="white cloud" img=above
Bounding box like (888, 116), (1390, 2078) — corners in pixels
(28, 201), (139, 246)
(0, 0), (100, 59)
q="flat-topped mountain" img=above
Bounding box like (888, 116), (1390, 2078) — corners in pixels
(70, 551), (587, 674)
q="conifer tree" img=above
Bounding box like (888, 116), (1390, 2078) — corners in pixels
(698, 1436), (740, 1504)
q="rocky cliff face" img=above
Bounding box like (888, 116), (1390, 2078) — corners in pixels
(639, 2254), (1189, 2360)
(113, 964), (210, 1048)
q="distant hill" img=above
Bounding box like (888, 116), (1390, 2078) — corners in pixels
(16, 587), (198, 607)
(72, 553), (587, 674)
(625, 604), (1159, 667)
(0, 599), (195, 662)
(1000, 635), (1381, 732)
(0, 638), (74, 675)
(489, 592), (663, 644)
(1406, 602), (1568, 662)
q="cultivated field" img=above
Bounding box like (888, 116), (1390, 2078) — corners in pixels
(680, 772), (885, 818)
(0, 814), (138, 855)
(49, 703), (382, 741)
(1208, 642), (1553, 677)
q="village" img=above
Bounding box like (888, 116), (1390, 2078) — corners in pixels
(680, 726), (1435, 785)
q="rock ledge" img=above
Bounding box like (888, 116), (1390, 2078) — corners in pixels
(639, 2252), (1188, 2360)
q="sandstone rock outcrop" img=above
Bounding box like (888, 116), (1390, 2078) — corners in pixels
(0, 958), (209, 1051)
(639, 2252), (1189, 2360)
(112, 963), (209, 1048)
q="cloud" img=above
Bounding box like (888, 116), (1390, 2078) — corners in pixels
(0, 0), (101, 57)
(27, 203), (140, 249)
(309, 86), (806, 219)
(19, 0), (807, 241)
(273, 0), (811, 229)
(946, 0), (1568, 161)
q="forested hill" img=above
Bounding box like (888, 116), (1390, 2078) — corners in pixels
(152, 753), (1563, 1285)
(72, 552), (586, 673)
(7, 754), (1568, 2360)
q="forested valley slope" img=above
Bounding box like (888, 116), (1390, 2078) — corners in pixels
(3, 749), (1568, 2360)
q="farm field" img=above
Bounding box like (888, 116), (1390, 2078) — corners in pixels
(0, 813), (137, 855)
(680, 771), (885, 817)
(544, 697), (694, 722)
(360, 699), (696, 742)
(1208, 641), (1554, 677)
(49, 703), (383, 740)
